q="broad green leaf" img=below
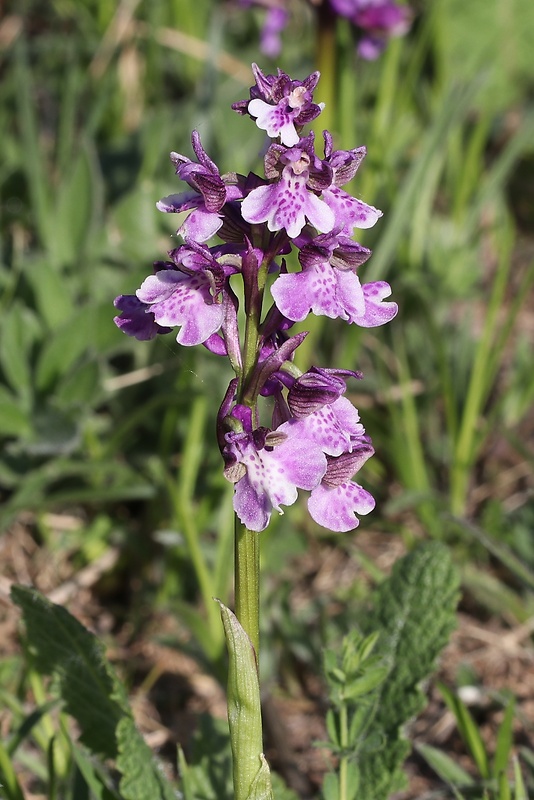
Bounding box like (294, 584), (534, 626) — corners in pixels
(416, 742), (475, 788)
(54, 144), (102, 266)
(357, 542), (460, 800)
(116, 717), (177, 800)
(0, 302), (38, 398)
(35, 305), (95, 391)
(0, 386), (32, 437)
(24, 259), (74, 329)
(11, 585), (127, 759)
(322, 772), (339, 800)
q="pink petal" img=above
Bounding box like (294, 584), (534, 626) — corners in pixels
(308, 482), (375, 532)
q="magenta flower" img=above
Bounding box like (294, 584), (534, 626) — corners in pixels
(241, 137), (334, 238)
(329, 0), (412, 59)
(271, 232), (398, 326)
(156, 131), (242, 242)
(233, 63), (324, 147)
(223, 406), (327, 532)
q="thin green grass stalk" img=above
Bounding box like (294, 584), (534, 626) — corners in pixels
(314, 2), (337, 138)
(370, 36), (403, 145)
(450, 220), (514, 515)
(337, 18), (358, 147)
(14, 39), (53, 258)
(338, 701), (349, 800)
(28, 671), (69, 778)
(166, 394), (223, 657)
(390, 337), (440, 535)
(452, 113), (493, 222)
(367, 79), (483, 281)
(0, 739), (25, 800)
(55, 49), (82, 177)
(408, 150), (447, 266)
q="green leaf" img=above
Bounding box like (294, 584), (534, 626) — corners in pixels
(0, 386), (32, 438)
(439, 684), (490, 780)
(54, 143), (102, 265)
(0, 302), (38, 398)
(0, 738), (25, 800)
(513, 757), (527, 800)
(70, 743), (120, 800)
(416, 742), (475, 788)
(35, 305), (95, 391)
(25, 259), (74, 329)
(116, 717), (177, 800)
(218, 600), (270, 800)
(357, 542), (460, 800)
(322, 772), (339, 800)
(493, 699), (516, 778)
(246, 755), (274, 800)
(11, 585), (126, 758)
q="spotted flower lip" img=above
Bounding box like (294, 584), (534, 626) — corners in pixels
(307, 441), (376, 531)
(241, 138), (335, 238)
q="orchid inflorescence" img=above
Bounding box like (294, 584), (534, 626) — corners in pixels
(114, 63), (397, 534)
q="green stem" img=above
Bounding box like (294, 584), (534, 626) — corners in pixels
(339, 702), (349, 800)
(314, 3), (337, 137)
(234, 518), (260, 658)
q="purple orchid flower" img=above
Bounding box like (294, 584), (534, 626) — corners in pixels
(233, 63), (324, 147)
(223, 404), (327, 532)
(156, 131), (242, 242)
(271, 231), (398, 326)
(329, 0), (412, 59)
(320, 132), (383, 234)
(115, 62), (397, 534)
(241, 135), (334, 238)
(133, 244), (237, 347)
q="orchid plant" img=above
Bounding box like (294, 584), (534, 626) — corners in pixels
(114, 63), (397, 798)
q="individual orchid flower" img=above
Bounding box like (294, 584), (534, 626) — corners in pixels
(157, 131), (242, 242)
(241, 135), (334, 238)
(271, 231), (398, 326)
(132, 244), (237, 347)
(222, 404), (327, 532)
(282, 367), (366, 456)
(320, 132), (383, 235)
(232, 63), (324, 147)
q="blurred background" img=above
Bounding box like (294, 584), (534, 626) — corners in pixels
(0, 0), (533, 796)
